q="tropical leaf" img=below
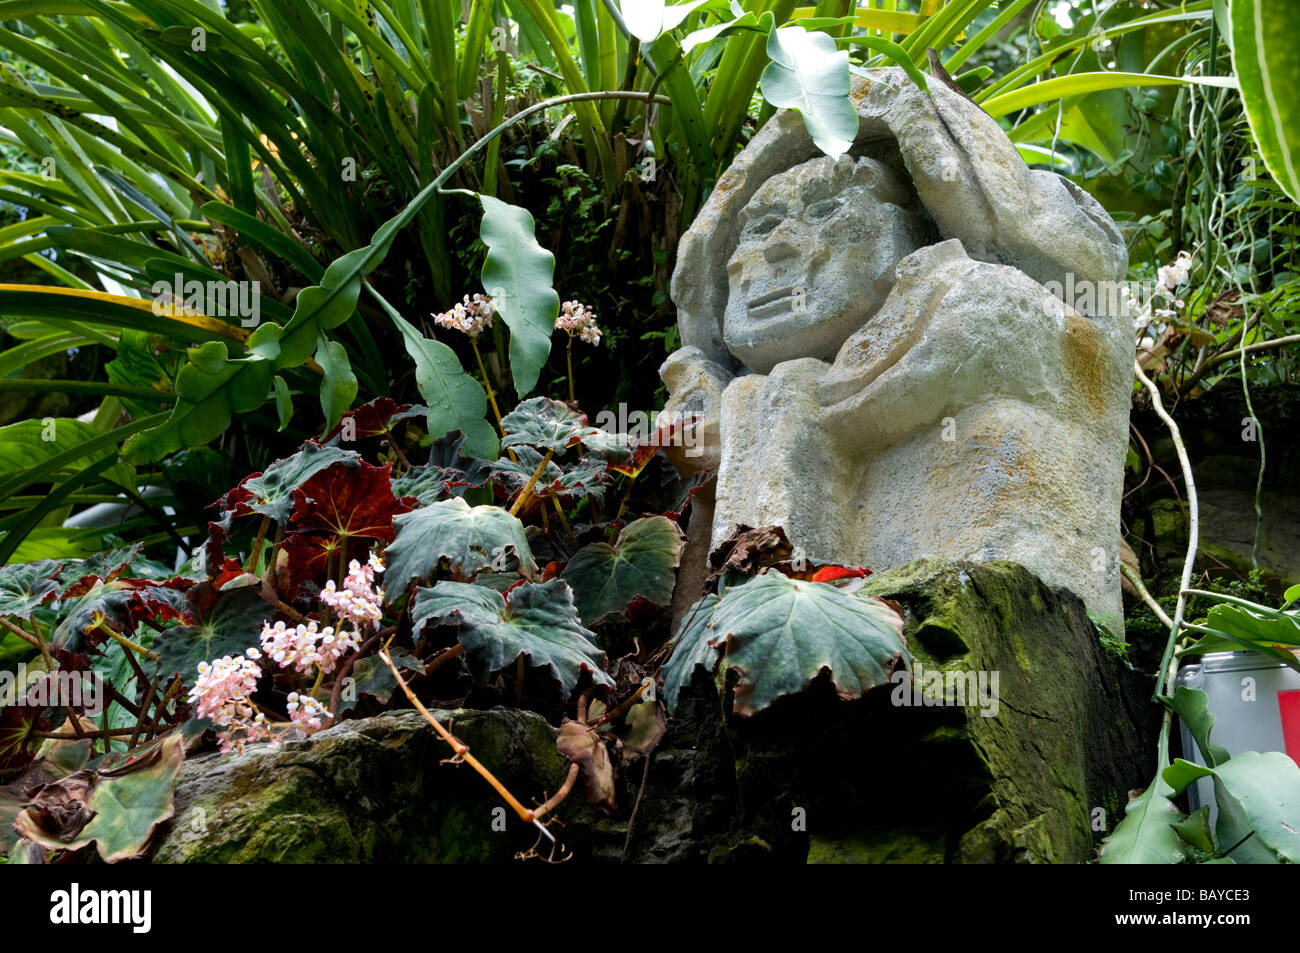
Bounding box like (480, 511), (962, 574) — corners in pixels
(410, 579), (614, 696)
(1164, 686), (1230, 768)
(1231, 0), (1300, 204)
(663, 571), (906, 715)
(384, 496), (537, 592)
(381, 302), (498, 460)
(662, 592), (720, 712)
(478, 195), (558, 397)
(500, 397), (599, 453)
(1164, 751), (1300, 863)
(150, 581), (275, 687)
(759, 26), (858, 159)
(0, 559), (62, 618)
(13, 733), (184, 863)
(561, 516), (685, 624)
(220, 443), (360, 524)
(0, 417), (136, 495)
(1098, 723), (1187, 864)
(288, 459), (409, 544)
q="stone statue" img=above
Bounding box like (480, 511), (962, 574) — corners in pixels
(660, 67), (1133, 630)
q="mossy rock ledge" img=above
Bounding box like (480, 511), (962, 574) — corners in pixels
(152, 559), (1158, 864)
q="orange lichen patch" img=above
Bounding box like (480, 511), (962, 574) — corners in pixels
(1063, 311), (1108, 415)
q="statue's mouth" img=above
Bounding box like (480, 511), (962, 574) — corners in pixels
(746, 286), (798, 319)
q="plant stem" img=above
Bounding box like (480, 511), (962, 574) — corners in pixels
(95, 620), (158, 660)
(551, 496), (577, 548)
(377, 647), (551, 840)
(566, 336), (575, 402)
(590, 679), (651, 728)
(1119, 563), (1174, 630)
(27, 614), (83, 741)
(0, 616), (39, 649)
(608, 471), (638, 542)
(471, 336), (506, 437)
(424, 641), (465, 676)
(129, 672), (163, 749)
(508, 448), (554, 516)
(532, 763), (580, 821)
(247, 516), (271, 573)
(1134, 358), (1199, 701)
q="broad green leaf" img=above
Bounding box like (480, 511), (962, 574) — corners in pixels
(314, 334), (357, 431)
(501, 397), (597, 453)
(151, 583), (274, 687)
(122, 333), (280, 463)
(1164, 751), (1300, 863)
(14, 734), (184, 863)
(478, 195), (558, 397)
(0, 559), (61, 617)
(0, 417), (135, 493)
(665, 572), (907, 715)
(712, 572), (906, 714)
(662, 592), (720, 713)
(759, 26), (859, 159)
(380, 300), (498, 460)
(620, 0), (715, 43)
(1206, 602), (1300, 647)
(411, 579), (614, 696)
(230, 444), (360, 524)
(561, 516), (685, 623)
(1166, 686), (1231, 768)
(1231, 0), (1300, 203)
(1285, 583), (1300, 607)
(1098, 724), (1186, 864)
(1172, 805), (1217, 854)
(982, 72), (1238, 119)
(384, 496), (537, 592)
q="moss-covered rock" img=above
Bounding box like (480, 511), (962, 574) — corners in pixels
(153, 708), (587, 863)
(715, 559), (1159, 864)
(152, 560), (1157, 864)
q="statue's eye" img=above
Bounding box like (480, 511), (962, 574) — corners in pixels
(748, 215), (782, 237)
(805, 199), (838, 221)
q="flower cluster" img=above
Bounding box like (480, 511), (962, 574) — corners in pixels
(259, 619), (360, 676)
(320, 554), (385, 631)
(287, 692), (330, 734)
(187, 649), (270, 753)
(555, 300), (601, 346)
(1157, 250), (1192, 292)
(433, 293), (495, 338)
(191, 554), (386, 756)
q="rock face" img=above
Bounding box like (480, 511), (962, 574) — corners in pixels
(152, 561), (1156, 864)
(153, 708), (589, 863)
(660, 67), (1133, 630)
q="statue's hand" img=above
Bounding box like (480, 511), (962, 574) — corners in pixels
(658, 346), (734, 473)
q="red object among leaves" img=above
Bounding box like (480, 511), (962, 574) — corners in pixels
(288, 460), (410, 543)
(809, 566), (872, 583)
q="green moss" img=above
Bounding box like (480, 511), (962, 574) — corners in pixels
(808, 830), (944, 864)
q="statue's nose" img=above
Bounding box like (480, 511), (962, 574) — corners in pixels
(762, 239), (799, 264)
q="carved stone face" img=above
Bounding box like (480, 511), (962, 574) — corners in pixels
(723, 154), (926, 373)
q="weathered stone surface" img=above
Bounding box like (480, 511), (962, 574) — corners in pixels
(713, 559), (1157, 864)
(152, 708), (593, 863)
(152, 561), (1155, 864)
(661, 66), (1133, 629)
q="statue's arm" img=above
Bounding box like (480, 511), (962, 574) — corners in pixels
(657, 345), (735, 473)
